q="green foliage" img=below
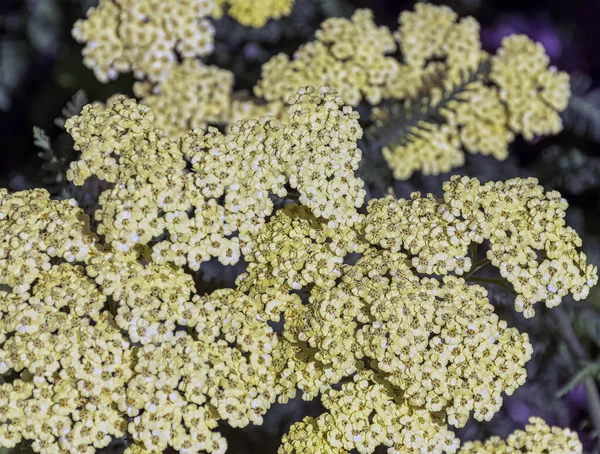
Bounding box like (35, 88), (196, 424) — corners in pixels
(558, 361), (600, 397)
(32, 126), (76, 200)
(357, 60), (490, 194)
(536, 146), (600, 195)
(54, 89), (87, 129)
(365, 59), (489, 152)
(320, 0), (355, 18)
(563, 73), (600, 142)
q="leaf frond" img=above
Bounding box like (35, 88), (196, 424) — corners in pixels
(563, 72), (600, 142)
(54, 89), (87, 129)
(557, 361), (600, 397)
(320, 0), (354, 18)
(367, 58), (491, 153)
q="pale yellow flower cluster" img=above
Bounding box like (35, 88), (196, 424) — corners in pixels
(71, 0), (298, 139)
(227, 98), (287, 133)
(73, 1), (571, 181)
(452, 84), (516, 159)
(212, 0), (296, 28)
(281, 412), (584, 454)
(382, 122), (465, 180)
(0, 175), (594, 453)
(0, 188), (96, 294)
(65, 87), (365, 269)
(238, 204), (532, 453)
(283, 373), (459, 454)
(490, 34), (571, 140)
(0, 280), (275, 453)
(279, 416), (345, 454)
(132, 60), (287, 139)
(250, 2), (568, 181)
(458, 417), (583, 453)
(255, 9), (400, 106)
(0, 311), (133, 454)
(3, 1), (594, 452)
(382, 4), (570, 179)
(0, 193), (281, 453)
(444, 176), (597, 316)
(133, 59), (234, 137)
(366, 176), (598, 317)
(121, 290), (277, 452)
(395, 3), (481, 72)
(72, 0), (216, 83)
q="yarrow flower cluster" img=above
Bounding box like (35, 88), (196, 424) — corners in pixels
(65, 87), (365, 269)
(0, 172), (595, 453)
(458, 417), (583, 453)
(1, 0), (595, 451)
(132, 59), (234, 137)
(0, 188), (96, 293)
(237, 204), (533, 453)
(229, 192), (596, 453)
(382, 4), (571, 179)
(73, 2), (569, 182)
(73, 0), (298, 84)
(0, 190), (281, 453)
(132, 60), (287, 139)
(212, 0), (296, 28)
(490, 34), (571, 140)
(365, 176), (597, 317)
(72, 0), (217, 83)
(255, 9), (400, 106)
(253, 4), (570, 180)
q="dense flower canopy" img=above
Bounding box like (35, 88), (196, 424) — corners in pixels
(65, 87), (365, 268)
(0, 0), (596, 453)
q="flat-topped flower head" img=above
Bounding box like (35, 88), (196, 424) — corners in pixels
(491, 34), (570, 140)
(65, 87), (365, 269)
(255, 9), (400, 107)
(133, 59), (234, 137)
(458, 416), (583, 453)
(73, 0), (216, 83)
(213, 0), (296, 28)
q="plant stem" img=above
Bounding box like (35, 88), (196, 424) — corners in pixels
(109, 299), (117, 317)
(470, 242), (478, 263)
(464, 257), (491, 278)
(554, 305), (600, 445)
(466, 276), (516, 296)
(286, 189), (301, 202)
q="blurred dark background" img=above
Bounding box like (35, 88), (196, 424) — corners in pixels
(1, 0), (600, 453)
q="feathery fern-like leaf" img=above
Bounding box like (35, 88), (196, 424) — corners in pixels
(320, 0), (354, 18)
(366, 59), (490, 153)
(54, 90), (87, 129)
(563, 72), (600, 142)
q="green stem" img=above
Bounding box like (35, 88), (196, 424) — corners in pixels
(465, 276), (516, 296)
(286, 189), (301, 202)
(470, 243), (478, 264)
(109, 299), (117, 317)
(554, 305), (600, 446)
(464, 257), (491, 278)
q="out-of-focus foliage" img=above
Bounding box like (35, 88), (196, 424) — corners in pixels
(536, 146), (600, 195)
(0, 0), (62, 110)
(563, 73), (600, 143)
